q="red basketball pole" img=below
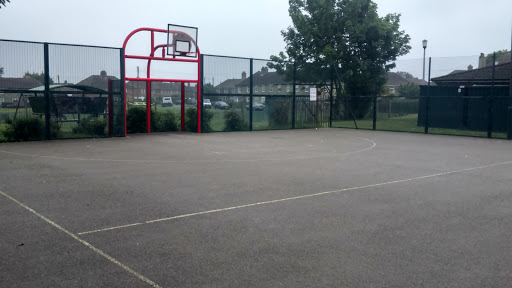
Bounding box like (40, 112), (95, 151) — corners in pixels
(197, 53), (201, 133)
(146, 31), (155, 133)
(122, 27), (201, 136)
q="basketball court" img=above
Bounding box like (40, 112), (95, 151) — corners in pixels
(1, 128), (512, 287)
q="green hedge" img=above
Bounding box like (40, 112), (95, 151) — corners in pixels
(127, 106), (180, 133)
(72, 117), (107, 136)
(1, 117), (61, 141)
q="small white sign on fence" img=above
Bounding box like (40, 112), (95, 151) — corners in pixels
(310, 88), (317, 101)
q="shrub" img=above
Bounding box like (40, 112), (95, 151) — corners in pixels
(202, 109), (214, 133)
(152, 110), (178, 132)
(184, 108), (198, 132)
(72, 117), (107, 136)
(126, 106), (147, 134)
(268, 99), (290, 128)
(224, 110), (245, 131)
(185, 108), (214, 132)
(1, 117), (61, 141)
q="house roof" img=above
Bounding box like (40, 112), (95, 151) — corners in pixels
(216, 78), (243, 89)
(448, 70), (465, 75)
(431, 62), (511, 86)
(0, 77), (42, 90)
(77, 71), (118, 91)
(30, 84), (109, 94)
(386, 72), (410, 86)
(237, 71), (291, 87)
(496, 52), (511, 65)
(409, 78), (428, 86)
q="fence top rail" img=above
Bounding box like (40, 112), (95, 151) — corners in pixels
(0, 39), (121, 50)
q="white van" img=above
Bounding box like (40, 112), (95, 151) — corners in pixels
(162, 97), (173, 107)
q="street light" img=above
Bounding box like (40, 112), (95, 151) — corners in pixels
(422, 39), (428, 81)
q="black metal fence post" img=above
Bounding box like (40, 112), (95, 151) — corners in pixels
(373, 96), (377, 130)
(249, 58), (253, 131)
(509, 28), (512, 140)
(43, 43), (51, 139)
(329, 65), (334, 128)
(292, 62), (297, 129)
(488, 53), (496, 138)
(201, 54), (204, 132)
(425, 57), (432, 134)
(508, 106), (512, 140)
(120, 48), (125, 137)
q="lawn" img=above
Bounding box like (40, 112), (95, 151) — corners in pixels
(333, 113), (508, 139)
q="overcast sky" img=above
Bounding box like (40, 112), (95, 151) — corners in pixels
(1, 0), (511, 80)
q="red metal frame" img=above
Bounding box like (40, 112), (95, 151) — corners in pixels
(122, 27), (201, 136)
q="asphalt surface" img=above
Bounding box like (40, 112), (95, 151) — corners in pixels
(0, 129), (511, 287)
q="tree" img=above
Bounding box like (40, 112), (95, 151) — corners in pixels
(485, 49), (509, 66)
(203, 83), (216, 94)
(0, 0), (10, 9)
(24, 72), (54, 85)
(270, 0), (410, 118)
(396, 82), (420, 98)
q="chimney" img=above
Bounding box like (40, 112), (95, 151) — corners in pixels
(478, 53), (486, 68)
(467, 65), (473, 71)
(100, 70), (107, 78)
(261, 67), (269, 74)
(242, 71), (247, 80)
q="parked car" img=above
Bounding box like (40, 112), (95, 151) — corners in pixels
(245, 102), (266, 111)
(203, 99), (212, 109)
(162, 97), (173, 107)
(185, 98), (197, 106)
(214, 101), (230, 110)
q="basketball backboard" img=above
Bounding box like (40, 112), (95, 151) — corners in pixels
(167, 24), (198, 58)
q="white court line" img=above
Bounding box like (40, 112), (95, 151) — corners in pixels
(0, 189), (161, 288)
(0, 137), (376, 164)
(78, 160), (512, 236)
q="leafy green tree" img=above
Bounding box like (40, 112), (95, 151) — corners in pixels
(203, 83), (216, 94)
(0, 0), (10, 9)
(270, 0), (410, 119)
(396, 82), (420, 97)
(485, 49), (509, 66)
(24, 72), (54, 85)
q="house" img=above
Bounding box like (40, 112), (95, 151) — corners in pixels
(77, 70), (118, 91)
(478, 52), (511, 68)
(496, 52), (511, 65)
(385, 72), (411, 95)
(236, 67), (315, 97)
(216, 74), (245, 94)
(125, 81), (196, 103)
(431, 62), (511, 86)
(214, 74), (245, 102)
(0, 77), (42, 103)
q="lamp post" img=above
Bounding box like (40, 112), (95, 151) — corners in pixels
(422, 39), (428, 81)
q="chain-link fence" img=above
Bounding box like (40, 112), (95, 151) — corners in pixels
(0, 40), (125, 142)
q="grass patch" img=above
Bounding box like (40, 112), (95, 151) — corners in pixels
(333, 113), (508, 139)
